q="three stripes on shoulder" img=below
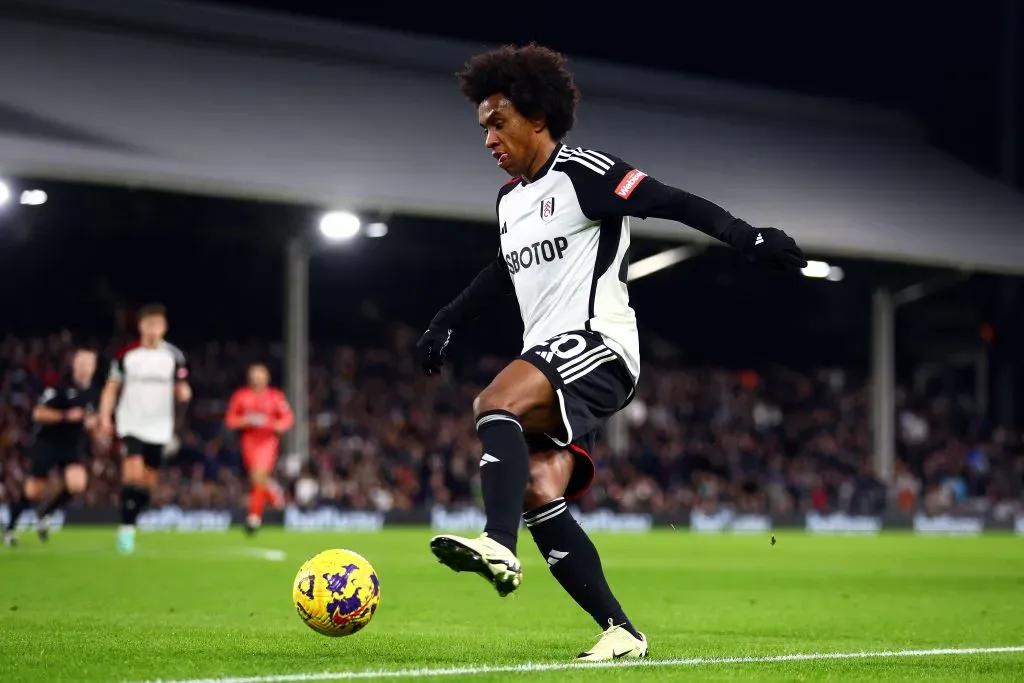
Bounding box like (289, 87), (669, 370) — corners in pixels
(557, 147), (615, 175)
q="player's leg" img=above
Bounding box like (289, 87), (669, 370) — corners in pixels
(138, 445), (163, 524)
(118, 453), (147, 554)
(36, 454), (88, 542)
(429, 358), (560, 595)
(4, 476), (47, 546)
(474, 358), (562, 552)
(5, 444), (54, 546)
(245, 469), (267, 535)
(244, 444), (278, 534)
(117, 438), (158, 554)
(35, 446), (88, 540)
(523, 446), (647, 661)
(265, 478), (286, 510)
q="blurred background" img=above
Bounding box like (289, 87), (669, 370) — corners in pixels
(0, 0), (1022, 530)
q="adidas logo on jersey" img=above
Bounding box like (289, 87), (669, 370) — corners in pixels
(754, 232), (764, 245)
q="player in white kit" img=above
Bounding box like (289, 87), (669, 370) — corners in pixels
(416, 44), (807, 661)
(99, 304), (191, 555)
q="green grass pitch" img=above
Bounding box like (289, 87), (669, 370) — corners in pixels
(2, 528), (1023, 682)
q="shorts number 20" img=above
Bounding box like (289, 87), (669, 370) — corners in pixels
(547, 334), (587, 360)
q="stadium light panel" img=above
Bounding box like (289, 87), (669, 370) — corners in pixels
(0, 180), (10, 208)
(319, 211), (361, 241)
(801, 260), (831, 278)
(20, 189), (47, 206)
(364, 222), (388, 238)
(626, 246), (695, 282)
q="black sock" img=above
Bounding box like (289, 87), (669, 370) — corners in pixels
(5, 496), (33, 532)
(120, 485), (150, 526)
(525, 497), (641, 639)
(39, 487), (72, 518)
(475, 409), (530, 554)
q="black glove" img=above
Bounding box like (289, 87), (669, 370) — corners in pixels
(743, 227), (807, 271)
(415, 325), (453, 375)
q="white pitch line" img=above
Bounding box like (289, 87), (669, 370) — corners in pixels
(224, 547), (287, 562)
(129, 645), (1024, 683)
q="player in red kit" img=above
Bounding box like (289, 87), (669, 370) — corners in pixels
(225, 363), (294, 535)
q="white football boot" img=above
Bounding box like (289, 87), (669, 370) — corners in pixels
(429, 532), (523, 597)
(574, 619), (649, 662)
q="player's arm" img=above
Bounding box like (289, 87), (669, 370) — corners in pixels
(224, 390), (248, 430)
(569, 152), (806, 269)
(98, 351), (126, 436)
(416, 248), (512, 374)
(274, 392), (294, 434)
(173, 350), (192, 403)
(415, 180), (523, 375)
(418, 180), (517, 366)
(99, 377), (121, 415)
(32, 387), (76, 424)
(431, 249), (512, 329)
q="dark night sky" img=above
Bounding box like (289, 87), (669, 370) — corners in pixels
(206, 0), (1023, 188)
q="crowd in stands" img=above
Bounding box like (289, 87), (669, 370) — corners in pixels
(1, 330), (1022, 518)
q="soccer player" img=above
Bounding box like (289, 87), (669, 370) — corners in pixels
(415, 44), (807, 661)
(99, 304), (191, 555)
(225, 362), (294, 535)
(4, 348), (98, 547)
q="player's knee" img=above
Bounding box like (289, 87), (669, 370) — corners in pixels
(250, 470), (269, 485)
(122, 456), (146, 484)
(24, 478), (45, 500)
(473, 390), (504, 419)
(65, 466), (87, 494)
(523, 453), (571, 512)
(473, 388), (536, 421)
(523, 478), (562, 512)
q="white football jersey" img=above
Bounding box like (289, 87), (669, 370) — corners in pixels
(109, 341), (188, 445)
(497, 145), (649, 383)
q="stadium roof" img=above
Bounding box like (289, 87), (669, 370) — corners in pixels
(1, 0), (1023, 274)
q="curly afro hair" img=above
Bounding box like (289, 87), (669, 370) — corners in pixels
(457, 43), (580, 141)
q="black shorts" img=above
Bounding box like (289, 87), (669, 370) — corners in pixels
(29, 440), (85, 479)
(121, 436), (165, 470)
(521, 330), (635, 500)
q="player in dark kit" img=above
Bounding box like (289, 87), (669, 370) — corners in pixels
(415, 44), (807, 661)
(4, 348), (98, 546)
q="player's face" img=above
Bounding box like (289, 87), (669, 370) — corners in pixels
(478, 95), (545, 178)
(139, 314), (167, 341)
(72, 351), (97, 384)
(248, 365), (269, 390)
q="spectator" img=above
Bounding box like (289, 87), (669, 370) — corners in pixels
(0, 330), (1020, 518)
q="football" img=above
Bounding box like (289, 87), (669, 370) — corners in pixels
(292, 548), (381, 637)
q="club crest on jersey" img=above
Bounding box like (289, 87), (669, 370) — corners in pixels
(539, 196), (556, 222)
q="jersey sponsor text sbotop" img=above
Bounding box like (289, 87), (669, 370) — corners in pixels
(496, 145), (643, 382)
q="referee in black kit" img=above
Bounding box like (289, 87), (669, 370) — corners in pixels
(4, 348), (99, 546)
